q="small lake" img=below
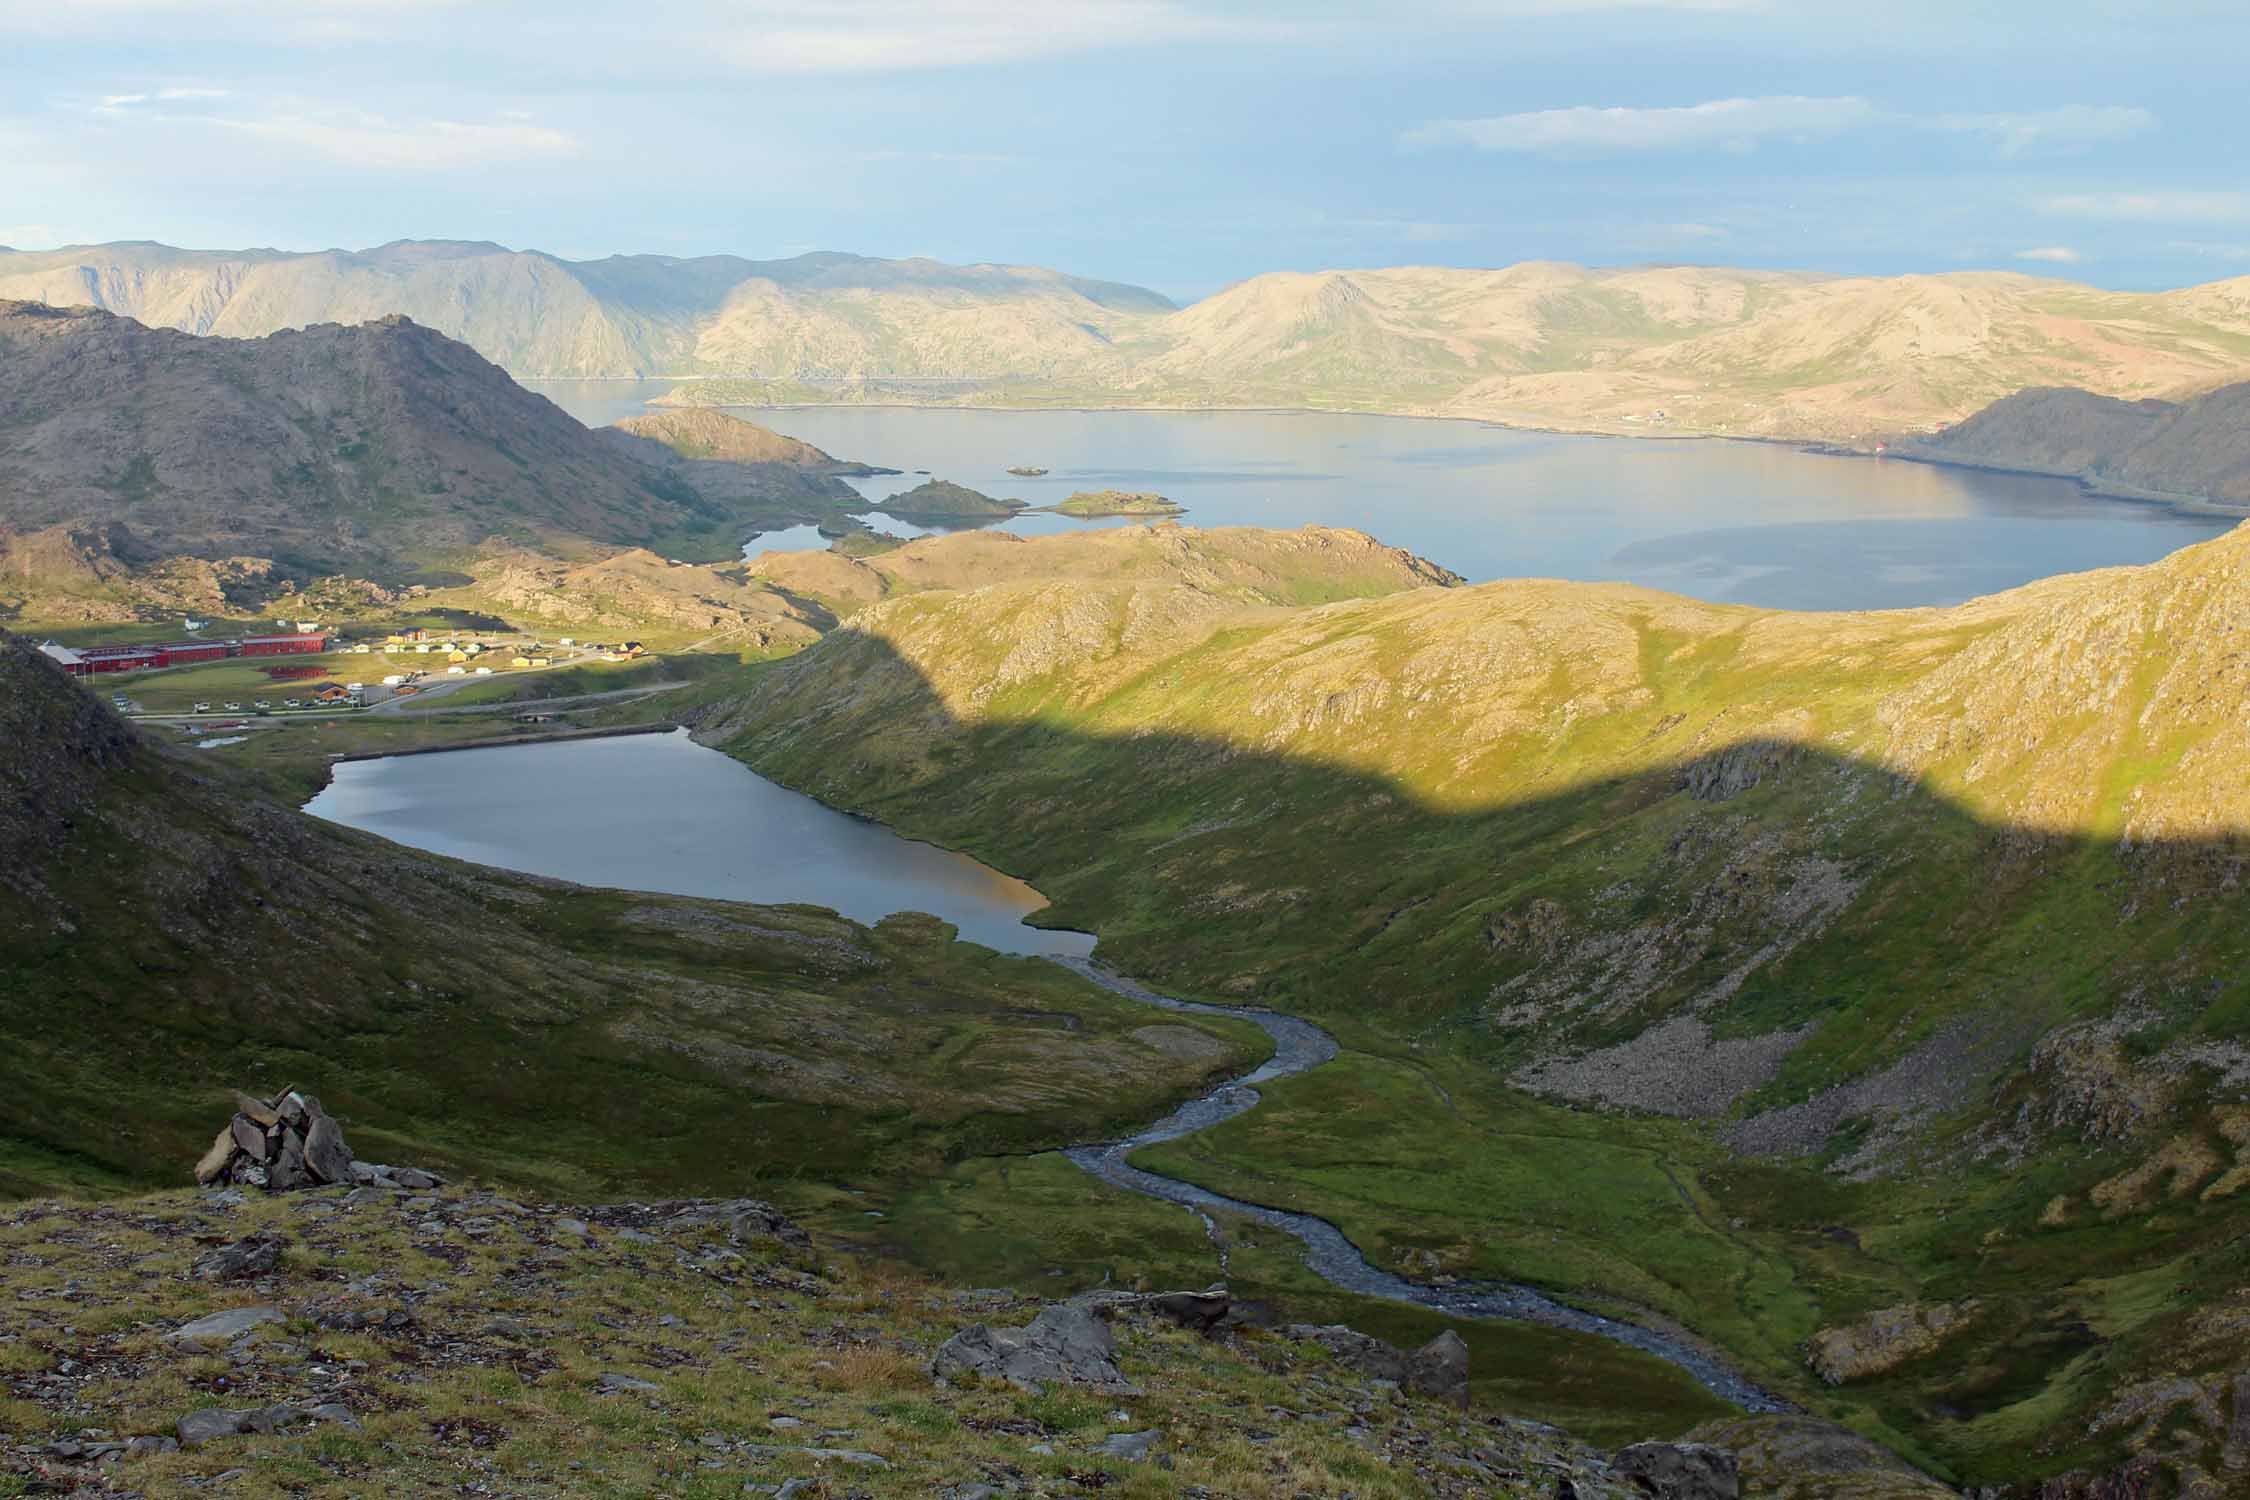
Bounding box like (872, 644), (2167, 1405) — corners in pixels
(529, 383), (2239, 611)
(305, 730), (1092, 957)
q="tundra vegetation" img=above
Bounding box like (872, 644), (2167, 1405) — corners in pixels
(689, 519), (2250, 1492)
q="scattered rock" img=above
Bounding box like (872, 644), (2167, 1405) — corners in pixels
(932, 1303), (1141, 1395)
(175, 1402), (357, 1448)
(192, 1233), (285, 1282)
(351, 1162), (446, 1191)
(801, 1447), (889, 1468)
(1612, 1440), (1741, 1499)
(598, 1372), (660, 1394)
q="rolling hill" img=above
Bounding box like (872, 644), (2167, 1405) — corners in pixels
(0, 304), (872, 622)
(1900, 378), (2250, 505)
(13, 241), (2250, 447)
(691, 520), (2250, 1490)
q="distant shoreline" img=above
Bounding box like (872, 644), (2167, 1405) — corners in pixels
(523, 380), (2250, 526)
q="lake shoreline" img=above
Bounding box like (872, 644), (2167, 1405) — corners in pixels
(607, 385), (2250, 525)
(327, 720), (678, 765)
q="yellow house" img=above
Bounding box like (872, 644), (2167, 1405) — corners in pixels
(448, 650), (469, 662)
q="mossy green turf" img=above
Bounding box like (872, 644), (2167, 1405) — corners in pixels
(684, 554), (2250, 1487)
(0, 1180), (1653, 1500)
(862, 1152), (1735, 1448)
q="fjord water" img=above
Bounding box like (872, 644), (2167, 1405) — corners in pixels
(305, 730), (1092, 957)
(532, 385), (2236, 610)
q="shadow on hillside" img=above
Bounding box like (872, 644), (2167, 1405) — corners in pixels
(710, 631), (2250, 1116)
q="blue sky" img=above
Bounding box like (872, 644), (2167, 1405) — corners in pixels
(4, 0), (2247, 301)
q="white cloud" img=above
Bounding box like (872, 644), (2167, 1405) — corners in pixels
(716, 0), (1284, 73)
(2166, 241), (2250, 262)
(2013, 246), (2082, 263)
(2038, 191), (2250, 222)
(1935, 105), (2154, 156)
(1404, 96), (1875, 153)
(214, 111), (580, 170)
(1407, 96), (2158, 159)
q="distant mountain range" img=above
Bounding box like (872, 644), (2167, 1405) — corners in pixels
(9, 240), (2250, 443)
(1902, 379), (2250, 507)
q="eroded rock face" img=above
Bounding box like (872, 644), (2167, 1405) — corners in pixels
(931, 1304), (1140, 1395)
(1612, 1441), (1740, 1499)
(1806, 1301), (1977, 1385)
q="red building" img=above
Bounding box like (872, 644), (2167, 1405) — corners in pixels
(155, 640), (232, 667)
(238, 634), (329, 657)
(72, 644), (165, 673)
(38, 632), (332, 676)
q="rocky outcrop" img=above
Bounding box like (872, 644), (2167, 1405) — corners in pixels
(1284, 1323), (1473, 1408)
(1806, 1301), (1977, 1385)
(931, 1303), (1139, 1395)
(1612, 1441), (1740, 1499)
(1683, 1415), (1957, 1498)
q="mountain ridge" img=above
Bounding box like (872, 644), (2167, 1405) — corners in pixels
(12, 240), (2250, 444)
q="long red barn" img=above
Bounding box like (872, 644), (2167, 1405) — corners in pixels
(39, 633), (330, 676)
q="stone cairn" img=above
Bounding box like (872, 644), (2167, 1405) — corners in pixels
(192, 1086), (443, 1193)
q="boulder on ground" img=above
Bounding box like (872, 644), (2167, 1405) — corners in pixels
(1285, 1322), (1472, 1406)
(175, 1402), (357, 1449)
(932, 1304), (1141, 1395)
(165, 1306), (284, 1349)
(1612, 1441), (1740, 1499)
(191, 1232), (285, 1282)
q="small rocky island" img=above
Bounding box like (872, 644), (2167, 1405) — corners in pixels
(1006, 465), (1049, 476)
(874, 479), (1030, 519)
(1049, 489), (1188, 518)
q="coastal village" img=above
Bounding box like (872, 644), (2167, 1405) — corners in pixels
(34, 619), (652, 723)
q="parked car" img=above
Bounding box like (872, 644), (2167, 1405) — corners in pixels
(223, 701), (242, 711)
(192, 701), (211, 712)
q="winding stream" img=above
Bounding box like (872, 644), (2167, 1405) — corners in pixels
(1056, 957), (1786, 1412)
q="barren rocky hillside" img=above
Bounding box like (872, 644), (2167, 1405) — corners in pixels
(0, 307), (884, 622)
(0, 301), (725, 576)
(1902, 378), (2250, 505)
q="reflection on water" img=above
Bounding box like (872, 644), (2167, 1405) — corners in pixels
(741, 524), (832, 558)
(305, 730), (1091, 957)
(525, 385), (2239, 610)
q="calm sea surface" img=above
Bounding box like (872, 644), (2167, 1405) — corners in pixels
(305, 730), (1092, 957)
(529, 383), (2237, 611)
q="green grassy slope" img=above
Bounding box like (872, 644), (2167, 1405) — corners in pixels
(691, 526), (2250, 1489)
(0, 631), (1267, 1203)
